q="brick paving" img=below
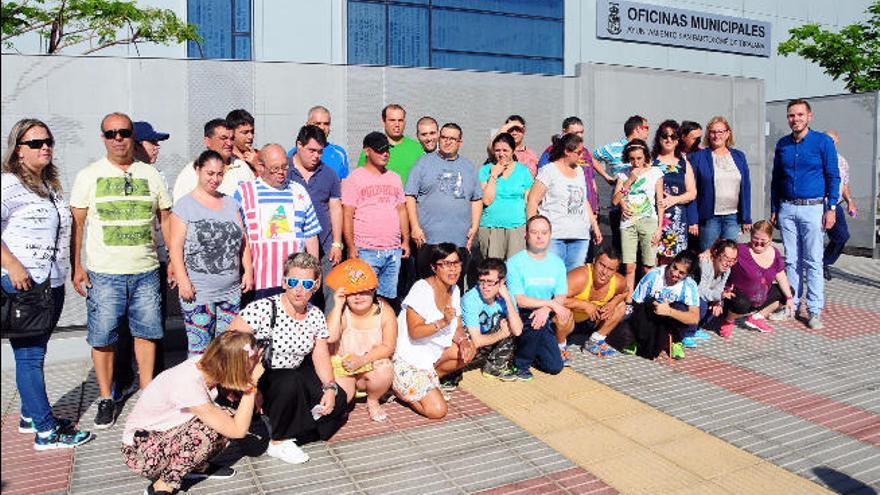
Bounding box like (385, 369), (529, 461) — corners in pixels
(1, 254), (878, 494)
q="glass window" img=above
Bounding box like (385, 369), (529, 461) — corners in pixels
(188, 0), (253, 60)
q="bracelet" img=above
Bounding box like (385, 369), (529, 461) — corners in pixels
(322, 381), (339, 394)
(331, 242), (344, 249)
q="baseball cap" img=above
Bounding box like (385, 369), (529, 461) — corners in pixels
(362, 132), (390, 153)
(133, 121), (170, 142)
(325, 259), (378, 293)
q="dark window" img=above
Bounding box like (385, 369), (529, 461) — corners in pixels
(347, 0), (564, 75)
(187, 0), (253, 60)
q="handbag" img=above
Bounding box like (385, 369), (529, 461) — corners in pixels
(254, 297), (278, 370)
(0, 185), (61, 339)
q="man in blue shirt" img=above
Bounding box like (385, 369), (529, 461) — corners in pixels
(770, 99), (839, 330)
(288, 106), (349, 180)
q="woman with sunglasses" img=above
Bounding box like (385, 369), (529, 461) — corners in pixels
(687, 116), (752, 251)
(2, 118), (93, 450)
(718, 220), (794, 338)
(651, 120), (696, 264)
(228, 252), (347, 464)
(392, 243), (474, 419)
(169, 150), (253, 358)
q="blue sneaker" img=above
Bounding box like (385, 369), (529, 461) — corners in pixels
(694, 329), (712, 341)
(34, 423), (94, 451)
(584, 341), (617, 357)
(513, 368), (534, 382)
(682, 336), (698, 348)
(18, 416), (35, 434)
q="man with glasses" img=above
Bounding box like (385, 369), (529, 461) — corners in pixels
(288, 106), (349, 180)
(172, 118), (255, 203)
(770, 99), (839, 330)
(405, 123), (482, 288)
(69, 112), (173, 429)
(234, 144), (320, 300)
(460, 258), (523, 381)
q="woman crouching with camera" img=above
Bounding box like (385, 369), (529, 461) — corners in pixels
(228, 252), (348, 465)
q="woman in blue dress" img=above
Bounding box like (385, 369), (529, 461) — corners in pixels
(651, 120), (696, 264)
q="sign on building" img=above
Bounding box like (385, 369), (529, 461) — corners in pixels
(597, 0), (771, 57)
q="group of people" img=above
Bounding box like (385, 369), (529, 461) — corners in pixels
(1, 97), (854, 495)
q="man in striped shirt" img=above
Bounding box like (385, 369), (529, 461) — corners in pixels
(235, 143), (321, 300)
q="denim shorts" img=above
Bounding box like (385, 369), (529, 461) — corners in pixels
(86, 270), (163, 347)
(358, 248), (402, 300)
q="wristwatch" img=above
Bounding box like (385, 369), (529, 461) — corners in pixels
(331, 242), (344, 249)
(322, 381), (339, 394)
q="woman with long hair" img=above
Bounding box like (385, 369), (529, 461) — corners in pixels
(651, 120), (696, 263)
(479, 132), (533, 259)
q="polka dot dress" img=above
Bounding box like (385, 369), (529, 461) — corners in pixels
(240, 295), (329, 369)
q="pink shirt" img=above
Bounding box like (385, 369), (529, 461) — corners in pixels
(341, 167), (405, 250)
(516, 146), (539, 177)
(122, 359), (217, 445)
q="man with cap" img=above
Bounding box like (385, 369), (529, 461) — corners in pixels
(356, 104), (423, 186)
(342, 132), (410, 304)
(133, 121), (170, 165)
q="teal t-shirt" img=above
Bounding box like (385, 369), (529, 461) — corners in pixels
(357, 136), (424, 186)
(479, 162), (533, 229)
(505, 250), (567, 301)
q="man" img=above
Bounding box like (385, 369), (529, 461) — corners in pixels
(822, 130), (857, 280)
(132, 121), (169, 165)
(172, 119), (255, 202)
(288, 105), (349, 180)
(416, 116), (439, 153)
(406, 123), (482, 288)
(505, 215), (571, 380)
(496, 115), (538, 176)
(770, 99), (839, 329)
(555, 248), (627, 357)
(288, 124), (343, 310)
(69, 112), (173, 429)
(461, 258), (523, 381)
(357, 104), (423, 186)
(234, 144), (321, 299)
(226, 109), (259, 173)
(342, 132), (410, 303)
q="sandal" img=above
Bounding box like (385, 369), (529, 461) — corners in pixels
(367, 403), (389, 423)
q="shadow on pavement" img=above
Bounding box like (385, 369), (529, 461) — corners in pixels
(813, 466), (878, 495)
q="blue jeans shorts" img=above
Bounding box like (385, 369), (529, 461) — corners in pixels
(358, 248), (402, 300)
(86, 270), (163, 347)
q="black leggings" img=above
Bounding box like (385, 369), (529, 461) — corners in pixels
(628, 298), (691, 360)
(727, 284), (785, 315)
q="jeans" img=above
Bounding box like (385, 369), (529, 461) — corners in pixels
(778, 202), (825, 315)
(823, 203), (850, 267)
(358, 248), (402, 300)
(513, 309), (563, 375)
(549, 239), (590, 273)
(10, 286), (65, 432)
(86, 270), (163, 347)
(699, 213), (741, 251)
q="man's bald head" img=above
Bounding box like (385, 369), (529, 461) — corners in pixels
(260, 143), (289, 187)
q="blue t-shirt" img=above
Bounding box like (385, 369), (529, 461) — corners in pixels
(287, 142), (349, 180)
(461, 287), (510, 335)
(479, 162), (533, 229)
(505, 250), (567, 301)
(288, 163), (341, 254)
(632, 265), (699, 306)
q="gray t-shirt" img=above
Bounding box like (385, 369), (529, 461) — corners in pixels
(698, 257), (730, 302)
(405, 152), (482, 247)
(173, 194), (243, 305)
(536, 163), (590, 240)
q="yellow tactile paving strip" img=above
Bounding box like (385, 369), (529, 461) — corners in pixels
(460, 368), (833, 495)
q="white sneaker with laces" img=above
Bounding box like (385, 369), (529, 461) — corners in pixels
(266, 439), (309, 464)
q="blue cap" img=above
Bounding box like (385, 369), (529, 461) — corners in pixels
(133, 121), (170, 142)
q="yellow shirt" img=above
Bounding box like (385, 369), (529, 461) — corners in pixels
(572, 264), (618, 323)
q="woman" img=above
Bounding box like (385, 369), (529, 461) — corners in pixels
(393, 243), (475, 420)
(169, 150), (253, 357)
(687, 116), (752, 251)
(679, 120), (703, 156)
(479, 133), (533, 260)
(228, 253), (348, 464)
(613, 140), (665, 299)
(651, 120), (696, 263)
(527, 133), (602, 272)
(2, 119), (92, 449)
(720, 220), (795, 338)
(325, 259), (397, 423)
(682, 239), (738, 348)
(122, 331), (263, 495)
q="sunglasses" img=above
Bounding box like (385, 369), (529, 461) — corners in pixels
(18, 138), (55, 149)
(285, 277), (316, 290)
(660, 133), (678, 140)
(103, 128), (133, 140)
(123, 171), (134, 196)
(508, 126), (524, 133)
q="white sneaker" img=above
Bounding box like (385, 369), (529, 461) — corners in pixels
(266, 440), (309, 464)
(807, 314), (824, 330)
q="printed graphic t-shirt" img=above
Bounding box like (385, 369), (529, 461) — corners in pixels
(69, 158), (172, 274)
(535, 163), (590, 240)
(461, 286), (510, 335)
(632, 265), (699, 306)
(341, 167), (405, 250)
(619, 167), (664, 228)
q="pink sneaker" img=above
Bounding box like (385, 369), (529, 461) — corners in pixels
(744, 315), (774, 333)
(719, 320), (735, 338)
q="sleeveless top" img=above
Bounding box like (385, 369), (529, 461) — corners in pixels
(572, 265), (619, 323)
(335, 302), (391, 368)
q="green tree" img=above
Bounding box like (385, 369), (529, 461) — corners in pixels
(778, 1), (880, 93)
(1, 0), (202, 55)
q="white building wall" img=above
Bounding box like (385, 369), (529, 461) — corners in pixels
(253, 0), (346, 63)
(565, 0), (874, 100)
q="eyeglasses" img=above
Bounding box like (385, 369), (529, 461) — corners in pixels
(123, 171), (134, 196)
(751, 239), (770, 246)
(103, 128), (133, 140)
(439, 135), (461, 142)
(285, 277), (317, 290)
(660, 133), (679, 141)
(18, 138), (55, 149)
(637, 124), (650, 130)
(708, 129), (729, 136)
(267, 165), (289, 174)
(719, 254), (737, 264)
(434, 260), (462, 269)
(478, 278), (500, 287)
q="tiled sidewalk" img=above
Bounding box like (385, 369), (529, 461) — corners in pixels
(1, 254), (878, 494)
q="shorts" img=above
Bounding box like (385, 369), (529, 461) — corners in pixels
(392, 357), (440, 403)
(358, 248), (401, 300)
(478, 225), (526, 260)
(86, 270), (163, 347)
(621, 216), (658, 265)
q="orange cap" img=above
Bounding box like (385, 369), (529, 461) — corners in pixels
(325, 258), (378, 293)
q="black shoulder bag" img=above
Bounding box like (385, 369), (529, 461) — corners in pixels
(254, 297), (277, 369)
(1, 185), (62, 339)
